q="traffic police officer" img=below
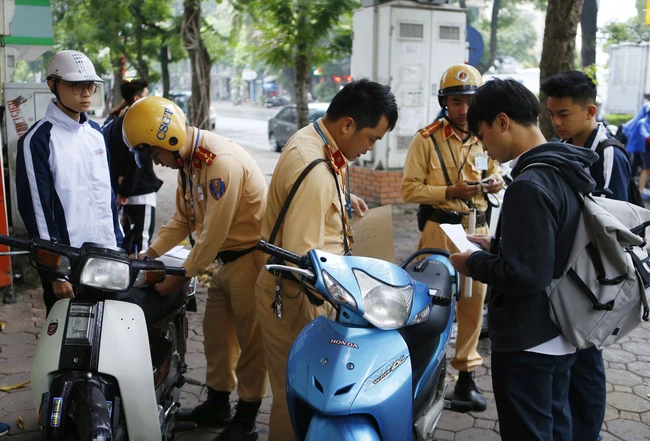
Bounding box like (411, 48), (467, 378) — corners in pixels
(256, 79), (398, 441)
(123, 96), (268, 441)
(401, 64), (503, 411)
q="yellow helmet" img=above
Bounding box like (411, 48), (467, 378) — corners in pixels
(122, 96), (187, 152)
(438, 64), (483, 106)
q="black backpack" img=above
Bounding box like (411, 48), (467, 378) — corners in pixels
(595, 138), (644, 208)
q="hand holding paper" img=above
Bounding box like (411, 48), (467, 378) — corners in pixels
(439, 223), (481, 253)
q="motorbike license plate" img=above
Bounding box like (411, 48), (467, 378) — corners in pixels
(65, 304), (95, 345)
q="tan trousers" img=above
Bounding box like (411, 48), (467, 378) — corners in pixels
(419, 220), (488, 372)
(204, 250), (268, 401)
(255, 269), (335, 441)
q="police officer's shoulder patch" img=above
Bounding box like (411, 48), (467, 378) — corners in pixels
(209, 178), (226, 200)
(196, 146), (216, 166)
(419, 120), (443, 138)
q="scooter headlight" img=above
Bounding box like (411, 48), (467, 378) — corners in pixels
(323, 270), (358, 310)
(80, 257), (131, 291)
(353, 269), (413, 330)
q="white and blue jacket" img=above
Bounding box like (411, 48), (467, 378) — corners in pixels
(16, 99), (123, 248)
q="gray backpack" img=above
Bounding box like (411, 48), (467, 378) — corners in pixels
(524, 163), (650, 349)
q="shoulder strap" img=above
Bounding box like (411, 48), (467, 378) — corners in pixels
(595, 138), (627, 157)
(269, 158), (328, 245)
(430, 136), (453, 186)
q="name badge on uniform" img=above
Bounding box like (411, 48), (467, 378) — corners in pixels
(197, 184), (205, 201)
(475, 152), (488, 171)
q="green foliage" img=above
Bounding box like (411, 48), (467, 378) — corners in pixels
(313, 81), (339, 102)
(600, 0), (649, 48)
(605, 114), (635, 126)
(231, 0), (358, 71)
(478, 0), (541, 69)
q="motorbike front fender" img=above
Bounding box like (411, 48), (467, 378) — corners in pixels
(305, 414), (380, 441)
(69, 380), (112, 441)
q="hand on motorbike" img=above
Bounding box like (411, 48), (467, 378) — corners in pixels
(450, 250), (475, 276)
(52, 280), (75, 299)
(155, 274), (189, 296)
(481, 175), (504, 194)
(446, 181), (481, 200)
(467, 234), (493, 251)
(350, 194), (368, 218)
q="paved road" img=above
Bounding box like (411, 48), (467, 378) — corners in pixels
(1, 111), (650, 440)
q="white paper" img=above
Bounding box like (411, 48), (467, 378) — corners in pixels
(165, 245), (191, 260)
(439, 223), (481, 253)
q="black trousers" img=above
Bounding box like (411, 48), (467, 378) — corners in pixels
(492, 350), (577, 441)
(569, 346), (606, 441)
(40, 276), (58, 315)
(121, 204), (156, 254)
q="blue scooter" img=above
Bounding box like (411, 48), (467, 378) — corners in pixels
(258, 241), (472, 441)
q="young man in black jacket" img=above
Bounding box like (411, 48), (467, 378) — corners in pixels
(450, 78), (598, 441)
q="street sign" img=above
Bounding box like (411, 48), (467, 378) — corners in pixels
(466, 25), (484, 67)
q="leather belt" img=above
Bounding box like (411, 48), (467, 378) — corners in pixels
(428, 207), (487, 228)
(216, 246), (256, 265)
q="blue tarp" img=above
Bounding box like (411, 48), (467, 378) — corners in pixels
(623, 102), (650, 153)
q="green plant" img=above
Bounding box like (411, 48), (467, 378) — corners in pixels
(605, 114), (635, 127)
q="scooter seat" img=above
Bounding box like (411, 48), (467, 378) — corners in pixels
(112, 286), (185, 329)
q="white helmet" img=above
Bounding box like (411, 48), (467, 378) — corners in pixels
(46, 50), (103, 83)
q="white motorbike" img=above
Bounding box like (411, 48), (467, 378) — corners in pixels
(0, 235), (197, 441)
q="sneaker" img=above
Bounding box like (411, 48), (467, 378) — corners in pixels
(0, 422), (10, 437)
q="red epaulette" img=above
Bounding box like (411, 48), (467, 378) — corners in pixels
(419, 120), (443, 138)
(195, 146), (216, 166)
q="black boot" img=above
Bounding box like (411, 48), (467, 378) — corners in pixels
(176, 388), (232, 426)
(213, 399), (261, 441)
(448, 371), (487, 412)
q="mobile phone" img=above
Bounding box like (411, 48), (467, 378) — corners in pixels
(466, 181), (479, 186)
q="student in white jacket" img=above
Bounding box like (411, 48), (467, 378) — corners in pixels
(16, 50), (123, 314)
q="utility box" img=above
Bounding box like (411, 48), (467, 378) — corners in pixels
(606, 42), (650, 115)
(351, 0), (466, 171)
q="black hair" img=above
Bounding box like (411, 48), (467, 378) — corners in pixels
(120, 79), (149, 103)
(109, 79), (149, 118)
(540, 71), (597, 106)
(468, 78), (539, 134)
(326, 79), (398, 132)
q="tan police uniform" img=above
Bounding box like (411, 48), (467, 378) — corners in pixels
(255, 118), (349, 441)
(149, 127), (268, 402)
(401, 118), (501, 373)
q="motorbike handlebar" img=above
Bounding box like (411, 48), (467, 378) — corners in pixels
(164, 266), (187, 277)
(0, 235), (30, 250)
(257, 240), (305, 267)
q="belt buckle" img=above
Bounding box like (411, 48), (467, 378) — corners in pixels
(461, 216), (469, 229)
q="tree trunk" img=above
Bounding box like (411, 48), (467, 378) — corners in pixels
(580, 0), (598, 67)
(181, 0), (212, 130)
(134, 28), (149, 83)
(161, 44), (170, 99)
(111, 55), (124, 111)
(295, 4), (311, 130)
(476, 0), (501, 74)
(539, 0), (584, 139)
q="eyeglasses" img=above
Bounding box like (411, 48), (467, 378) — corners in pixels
(59, 81), (99, 95)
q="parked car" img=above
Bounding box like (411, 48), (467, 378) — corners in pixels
(268, 103), (329, 152)
(168, 90), (217, 130)
(264, 95), (291, 108)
